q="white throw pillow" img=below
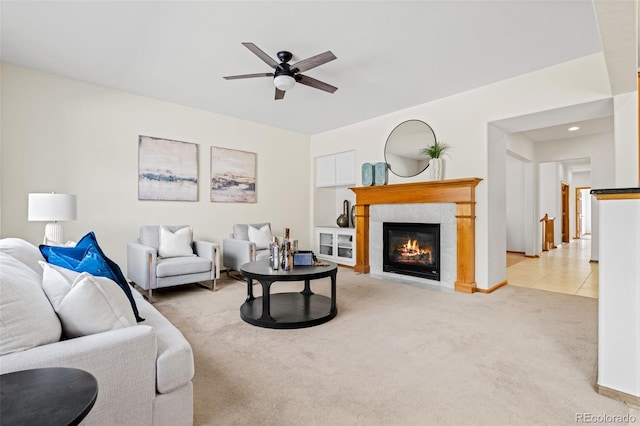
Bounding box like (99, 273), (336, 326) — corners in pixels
(248, 224), (272, 250)
(0, 238), (46, 276)
(40, 262), (136, 338)
(0, 253), (62, 355)
(158, 226), (194, 258)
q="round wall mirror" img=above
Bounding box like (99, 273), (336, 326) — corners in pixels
(384, 120), (436, 177)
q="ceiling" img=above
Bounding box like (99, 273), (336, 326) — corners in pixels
(519, 116), (614, 143)
(2, 0), (626, 138)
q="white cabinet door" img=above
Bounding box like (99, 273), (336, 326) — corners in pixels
(335, 230), (355, 265)
(315, 155), (336, 187)
(315, 151), (355, 187)
(335, 151), (356, 186)
(316, 227), (355, 266)
(317, 229), (334, 257)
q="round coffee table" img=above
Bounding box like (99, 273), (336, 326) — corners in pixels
(240, 259), (338, 329)
(0, 367), (98, 426)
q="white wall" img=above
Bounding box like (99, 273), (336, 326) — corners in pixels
(487, 125), (507, 286)
(506, 133), (538, 256)
(506, 154), (526, 252)
(311, 53), (617, 289)
(613, 92), (639, 187)
(535, 134), (614, 190)
(597, 197), (640, 398)
(1, 64), (312, 267)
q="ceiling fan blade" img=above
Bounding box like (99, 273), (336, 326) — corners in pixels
(297, 74), (338, 94)
(275, 88), (285, 100)
(242, 42), (279, 69)
(223, 73), (273, 80)
(292, 51), (336, 73)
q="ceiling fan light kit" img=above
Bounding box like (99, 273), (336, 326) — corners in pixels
(274, 74), (296, 91)
(224, 42), (337, 100)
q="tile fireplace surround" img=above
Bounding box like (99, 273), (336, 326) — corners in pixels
(371, 204), (456, 290)
(351, 178), (482, 293)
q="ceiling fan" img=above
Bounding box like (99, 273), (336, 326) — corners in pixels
(223, 42), (337, 100)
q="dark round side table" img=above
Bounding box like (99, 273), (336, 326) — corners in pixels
(0, 367), (98, 426)
(240, 259), (338, 329)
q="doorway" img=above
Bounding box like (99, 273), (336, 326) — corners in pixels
(575, 186), (591, 238)
(561, 182), (570, 243)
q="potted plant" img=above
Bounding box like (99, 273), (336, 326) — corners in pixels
(422, 140), (450, 180)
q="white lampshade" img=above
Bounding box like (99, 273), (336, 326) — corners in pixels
(28, 193), (77, 244)
(28, 193), (77, 221)
(274, 75), (296, 91)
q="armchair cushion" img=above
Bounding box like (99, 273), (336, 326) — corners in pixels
(158, 226), (194, 258)
(156, 256), (211, 278)
(40, 232), (143, 322)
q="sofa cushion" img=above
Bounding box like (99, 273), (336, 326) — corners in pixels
(156, 256), (211, 278)
(136, 297), (194, 394)
(0, 252), (62, 355)
(40, 262), (137, 338)
(232, 222), (270, 241)
(40, 232), (143, 322)
(0, 237), (45, 276)
(158, 226), (194, 258)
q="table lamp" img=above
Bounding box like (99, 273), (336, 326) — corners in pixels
(28, 193), (77, 244)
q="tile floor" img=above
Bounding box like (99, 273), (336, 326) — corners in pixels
(506, 236), (598, 298)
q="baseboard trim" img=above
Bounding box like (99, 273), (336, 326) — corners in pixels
(596, 384), (640, 407)
(525, 254), (540, 258)
(506, 250), (525, 254)
(476, 280), (508, 294)
(589, 259), (599, 264)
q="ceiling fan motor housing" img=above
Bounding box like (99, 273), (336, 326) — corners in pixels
(274, 63), (295, 77)
(277, 51), (293, 63)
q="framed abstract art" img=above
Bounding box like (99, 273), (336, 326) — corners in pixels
(210, 147), (256, 203)
(138, 136), (198, 201)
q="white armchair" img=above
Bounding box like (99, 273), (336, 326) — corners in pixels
(222, 223), (272, 276)
(127, 225), (220, 300)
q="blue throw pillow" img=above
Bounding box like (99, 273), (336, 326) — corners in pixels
(40, 232), (143, 322)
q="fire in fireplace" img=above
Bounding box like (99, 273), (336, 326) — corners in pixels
(383, 222), (440, 280)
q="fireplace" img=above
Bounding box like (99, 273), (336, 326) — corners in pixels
(383, 222), (440, 281)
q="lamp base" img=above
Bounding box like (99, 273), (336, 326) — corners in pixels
(44, 222), (64, 245)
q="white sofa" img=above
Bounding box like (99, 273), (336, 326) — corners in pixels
(0, 238), (194, 426)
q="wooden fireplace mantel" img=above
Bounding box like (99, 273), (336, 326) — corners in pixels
(350, 178), (482, 293)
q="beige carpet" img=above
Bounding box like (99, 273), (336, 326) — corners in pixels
(152, 268), (633, 425)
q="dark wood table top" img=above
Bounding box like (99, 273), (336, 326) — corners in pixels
(240, 259), (337, 281)
(0, 367), (98, 426)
